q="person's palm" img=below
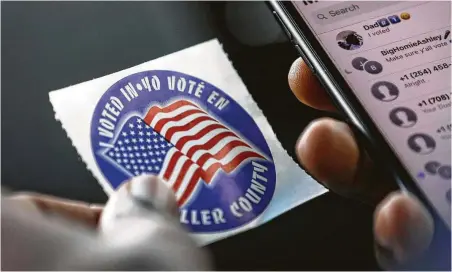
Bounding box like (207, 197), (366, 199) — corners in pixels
(288, 58), (435, 269)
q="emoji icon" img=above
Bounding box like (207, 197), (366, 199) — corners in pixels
(388, 15), (401, 24)
(377, 18), (390, 27)
(400, 12), (411, 20)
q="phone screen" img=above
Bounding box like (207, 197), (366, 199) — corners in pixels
(292, 1), (451, 227)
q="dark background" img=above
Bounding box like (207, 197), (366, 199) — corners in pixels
(1, 2), (378, 270)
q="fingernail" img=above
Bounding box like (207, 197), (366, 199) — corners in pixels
(129, 174), (179, 217)
(130, 174), (157, 201)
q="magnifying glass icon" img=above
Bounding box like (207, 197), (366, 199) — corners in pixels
(317, 14), (328, 20)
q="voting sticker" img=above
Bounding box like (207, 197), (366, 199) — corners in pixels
(91, 70), (276, 232)
(49, 39), (326, 244)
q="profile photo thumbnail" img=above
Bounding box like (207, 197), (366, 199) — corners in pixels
(336, 30), (363, 50)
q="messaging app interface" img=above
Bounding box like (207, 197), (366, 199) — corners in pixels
(294, 1), (451, 227)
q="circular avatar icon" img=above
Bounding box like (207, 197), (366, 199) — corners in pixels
(389, 107), (417, 128)
(371, 81), (399, 102)
(407, 133), (436, 155)
(90, 70), (276, 233)
(336, 30), (363, 50)
(438, 165), (451, 180)
(425, 161), (441, 175)
(351, 57), (368, 71)
(364, 60), (383, 74)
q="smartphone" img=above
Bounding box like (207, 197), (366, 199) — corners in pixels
(269, 1), (451, 231)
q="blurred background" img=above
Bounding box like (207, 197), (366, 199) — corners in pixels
(1, 2), (378, 270)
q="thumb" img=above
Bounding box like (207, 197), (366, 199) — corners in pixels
(98, 174), (212, 270)
(99, 174), (179, 235)
(374, 192), (434, 269)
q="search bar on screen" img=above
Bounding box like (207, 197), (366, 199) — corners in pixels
(312, 1), (401, 25)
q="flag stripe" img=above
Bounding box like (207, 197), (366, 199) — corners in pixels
(159, 112), (209, 136)
(165, 116), (215, 140)
(177, 169), (202, 207)
(174, 123), (225, 149)
(167, 155), (189, 187)
(154, 108), (205, 132)
(144, 100), (199, 124)
(163, 150), (183, 180)
(202, 146), (262, 171)
(159, 148), (177, 179)
(171, 120), (220, 143)
(150, 104), (200, 127)
(196, 141), (255, 168)
(183, 130), (234, 155)
(172, 158), (194, 191)
(201, 151), (262, 183)
(175, 163), (199, 199)
(187, 133), (247, 159)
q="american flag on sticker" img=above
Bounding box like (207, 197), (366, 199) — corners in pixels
(104, 99), (266, 207)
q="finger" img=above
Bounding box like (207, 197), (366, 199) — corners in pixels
(296, 118), (396, 204)
(374, 192), (434, 269)
(9, 193), (103, 228)
(288, 58), (336, 112)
